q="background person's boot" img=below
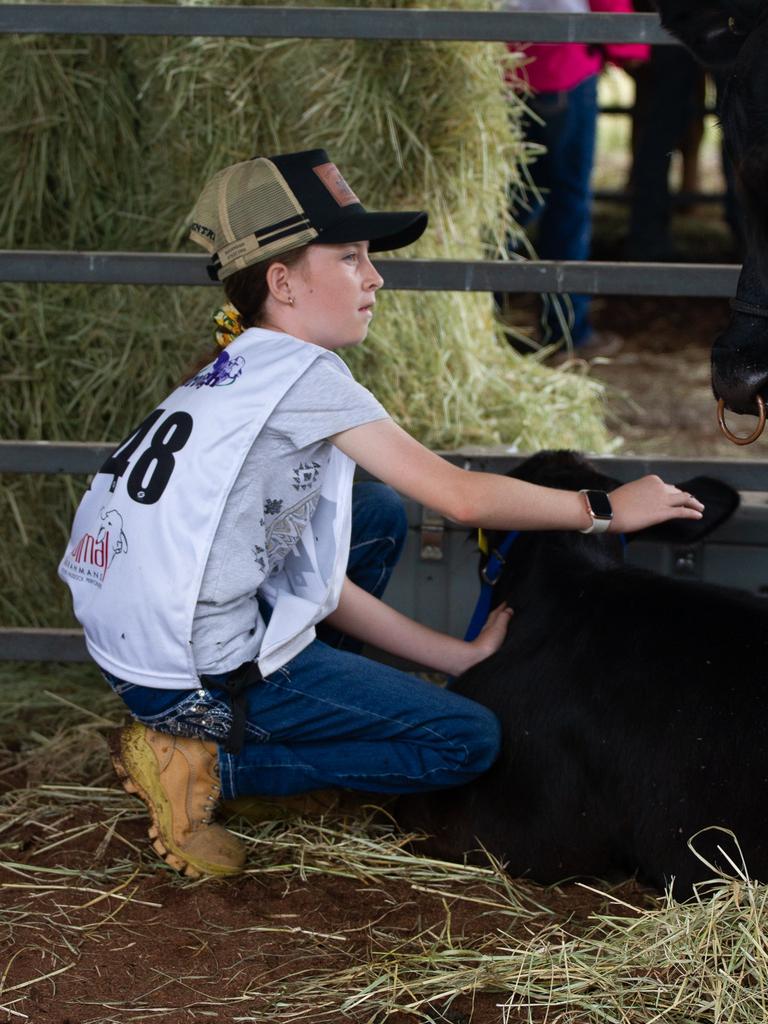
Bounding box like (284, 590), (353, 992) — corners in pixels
(110, 721), (246, 878)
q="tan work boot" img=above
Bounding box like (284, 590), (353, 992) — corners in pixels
(110, 721), (246, 878)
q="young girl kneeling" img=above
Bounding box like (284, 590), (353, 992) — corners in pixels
(59, 149), (703, 877)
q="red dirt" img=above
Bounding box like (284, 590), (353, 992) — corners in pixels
(0, 767), (654, 1024)
(2, 290), (748, 1023)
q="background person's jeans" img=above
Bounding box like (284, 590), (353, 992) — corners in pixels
(512, 74), (598, 346)
(626, 47), (701, 261)
(103, 481), (501, 799)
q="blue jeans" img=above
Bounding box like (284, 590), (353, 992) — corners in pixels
(513, 74), (598, 346)
(626, 48), (701, 261)
(104, 482), (501, 799)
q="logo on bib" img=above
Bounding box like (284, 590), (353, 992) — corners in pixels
(184, 350), (245, 390)
(61, 507), (129, 587)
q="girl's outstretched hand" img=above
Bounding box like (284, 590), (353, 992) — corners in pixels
(462, 602), (513, 671)
(608, 475), (704, 534)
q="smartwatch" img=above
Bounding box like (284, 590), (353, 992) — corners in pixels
(578, 489), (613, 534)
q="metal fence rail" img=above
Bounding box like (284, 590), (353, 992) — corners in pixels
(0, 7), (705, 303)
(2, 2), (757, 668)
(1, 629), (88, 663)
(5, 443), (768, 664)
(0, 252), (741, 297)
(0, 6), (676, 43)
(6, 442), (768, 489)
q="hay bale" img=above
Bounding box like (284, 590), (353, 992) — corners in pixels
(1, 1), (612, 627)
(0, 34), (144, 250)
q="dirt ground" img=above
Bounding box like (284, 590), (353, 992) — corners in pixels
(587, 292), (763, 459)
(581, 202), (767, 461)
(0, 280), (742, 1023)
(0, 750), (656, 1024)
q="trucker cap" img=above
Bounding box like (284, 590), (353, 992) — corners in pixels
(189, 148), (428, 280)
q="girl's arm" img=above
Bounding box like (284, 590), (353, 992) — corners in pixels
(330, 418), (703, 534)
(324, 577), (513, 675)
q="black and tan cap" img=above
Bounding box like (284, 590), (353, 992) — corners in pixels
(189, 148), (428, 280)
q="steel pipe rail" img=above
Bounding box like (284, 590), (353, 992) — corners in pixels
(0, 629), (88, 663)
(0, 3), (745, 669)
(0, 6), (676, 44)
(6, 446), (768, 663)
(0, 441), (113, 475)
(0, 251), (741, 297)
(5, 441), (768, 491)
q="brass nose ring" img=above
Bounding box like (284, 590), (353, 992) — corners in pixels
(716, 394), (767, 445)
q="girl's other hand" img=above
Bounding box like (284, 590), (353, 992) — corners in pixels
(609, 476), (704, 534)
(461, 602), (514, 672)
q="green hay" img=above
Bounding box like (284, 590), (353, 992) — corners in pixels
(0, 35), (144, 250)
(1, 1), (612, 628)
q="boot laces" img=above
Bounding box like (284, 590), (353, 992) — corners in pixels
(199, 757), (221, 827)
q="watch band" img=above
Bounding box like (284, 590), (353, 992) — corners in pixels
(578, 489), (613, 534)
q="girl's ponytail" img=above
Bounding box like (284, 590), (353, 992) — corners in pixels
(181, 244), (310, 382)
(213, 303), (244, 349)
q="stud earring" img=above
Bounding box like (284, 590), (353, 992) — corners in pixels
(288, 294), (295, 307)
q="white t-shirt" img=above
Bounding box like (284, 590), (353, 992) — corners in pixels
(192, 357), (388, 673)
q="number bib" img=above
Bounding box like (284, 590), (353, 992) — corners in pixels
(59, 329), (355, 688)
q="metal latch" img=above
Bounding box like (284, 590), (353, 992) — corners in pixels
(673, 547), (700, 578)
(420, 508), (445, 561)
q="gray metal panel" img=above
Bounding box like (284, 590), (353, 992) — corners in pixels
(383, 525), (479, 641)
(0, 628), (88, 663)
(384, 497), (768, 644)
(0, 6), (675, 44)
(701, 545), (768, 594)
(0, 251), (742, 297)
(5, 495), (768, 664)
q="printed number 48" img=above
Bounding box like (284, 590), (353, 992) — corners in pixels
(101, 409), (194, 505)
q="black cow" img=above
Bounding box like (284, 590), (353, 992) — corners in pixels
(653, 1), (768, 418)
(396, 451), (768, 899)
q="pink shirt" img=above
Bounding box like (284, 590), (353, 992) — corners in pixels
(508, 1), (649, 93)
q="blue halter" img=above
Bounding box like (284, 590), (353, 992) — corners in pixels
(464, 530), (520, 641)
(464, 527), (627, 642)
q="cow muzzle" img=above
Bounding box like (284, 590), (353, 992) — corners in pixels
(712, 310), (768, 434)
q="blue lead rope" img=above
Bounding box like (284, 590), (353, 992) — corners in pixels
(464, 530), (520, 641)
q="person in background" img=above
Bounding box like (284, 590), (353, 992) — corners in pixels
(502, 0), (649, 359)
(626, 2), (744, 262)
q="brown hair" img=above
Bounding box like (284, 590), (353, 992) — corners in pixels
(182, 244), (311, 382)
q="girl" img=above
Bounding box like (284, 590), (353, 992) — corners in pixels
(59, 149), (703, 878)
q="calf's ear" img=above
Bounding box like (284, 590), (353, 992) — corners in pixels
(628, 476), (739, 544)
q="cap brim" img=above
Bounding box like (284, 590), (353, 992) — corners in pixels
(316, 210), (428, 252)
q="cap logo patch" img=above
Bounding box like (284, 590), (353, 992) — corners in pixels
(313, 163), (359, 207)
(190, 221), (215, 242)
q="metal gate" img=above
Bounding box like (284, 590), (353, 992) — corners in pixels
(2, 5), (767, 662)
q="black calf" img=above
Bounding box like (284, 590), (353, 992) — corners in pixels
(653, 1), (768, 414)
(654, 0), (755, 69)
(397, 452), (768, 899)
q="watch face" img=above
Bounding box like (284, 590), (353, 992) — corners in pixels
(585, 490), (613, 519)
